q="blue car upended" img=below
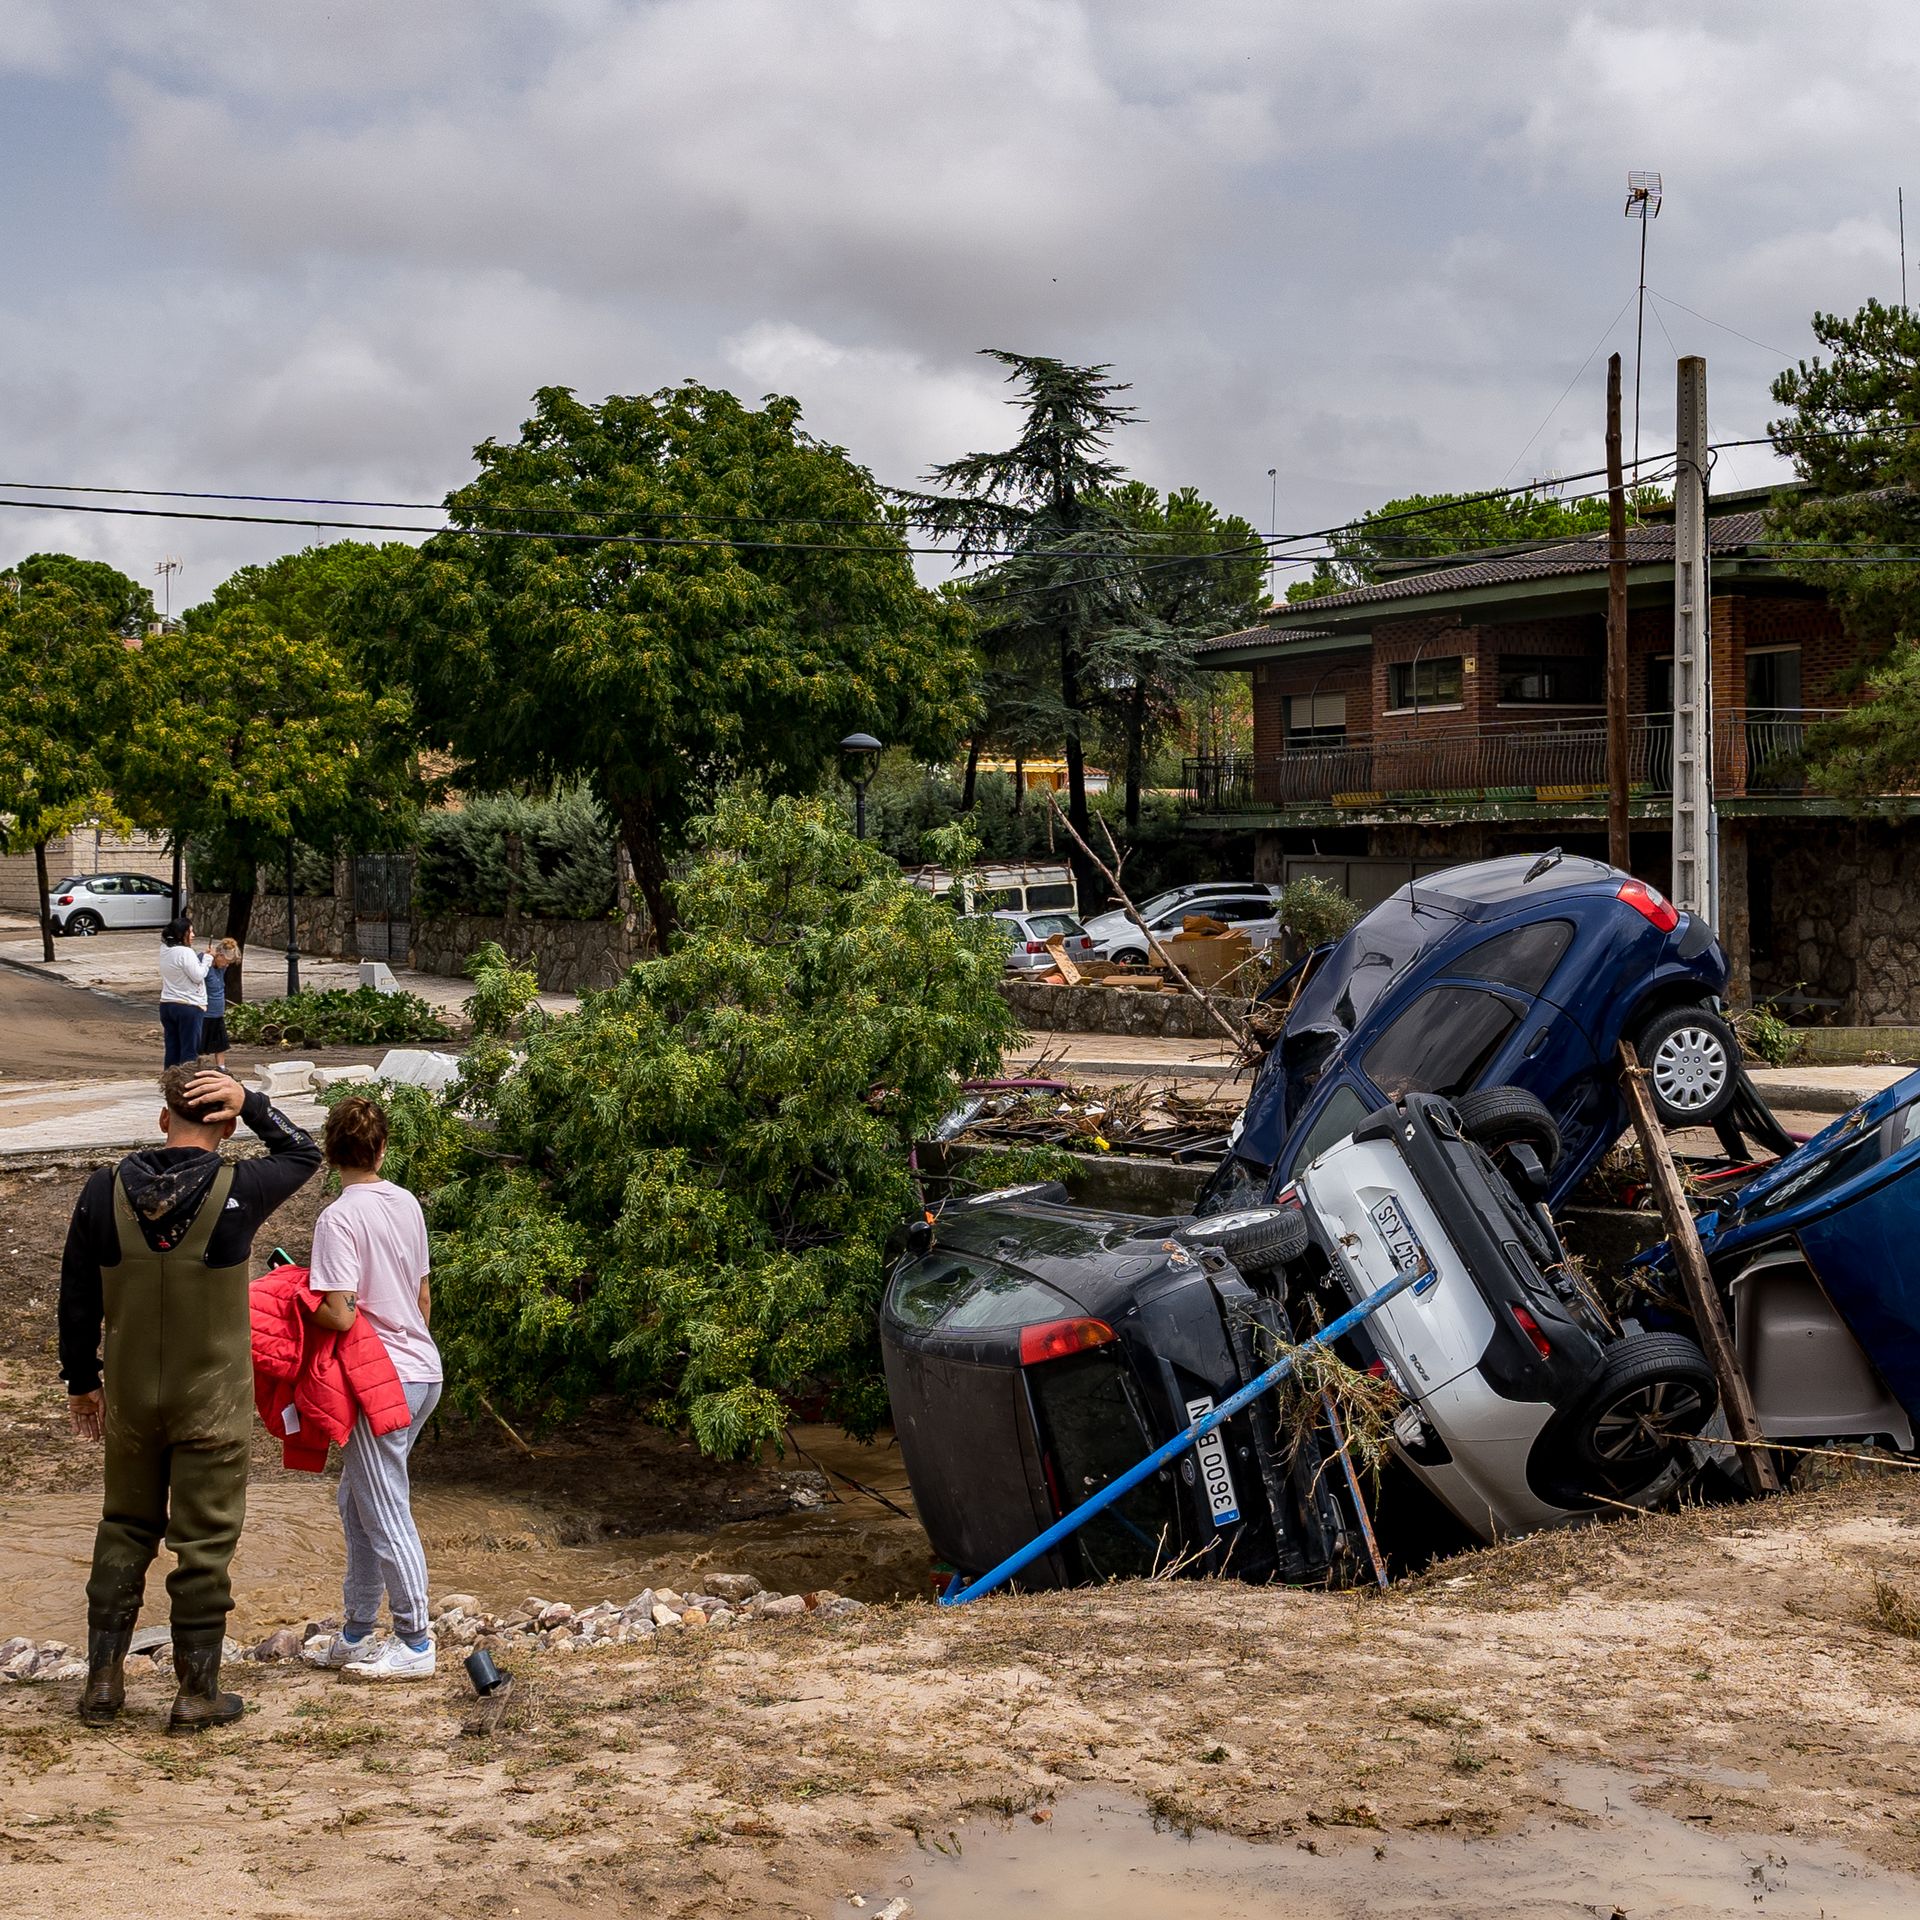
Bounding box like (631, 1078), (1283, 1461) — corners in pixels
(1635, 1068), (1920, 1452)
(1204, 851), (1772, 1216)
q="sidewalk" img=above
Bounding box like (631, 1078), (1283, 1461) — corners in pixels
(0, 1075), (325, 1162)
(0, 923), (579, 1018)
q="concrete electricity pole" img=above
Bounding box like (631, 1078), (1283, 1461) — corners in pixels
(1670, 356), (1715, 925)
(1604, 352), (1631, 872)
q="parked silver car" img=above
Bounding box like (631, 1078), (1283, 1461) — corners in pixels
(991, 909), (1097, 974)
(46, 872), (176, 935)
(1087, 884), (1281, 966)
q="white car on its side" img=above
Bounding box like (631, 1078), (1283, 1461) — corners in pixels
(46, 872), (177, 935)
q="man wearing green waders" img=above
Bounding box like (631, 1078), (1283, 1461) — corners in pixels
(59, 1064), (321, 1730)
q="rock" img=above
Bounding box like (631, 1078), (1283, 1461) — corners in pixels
(223, 1636), (245, 1662)
(251, 1626), (304, 1663)
(820, 1597), (867, 1620)
(680, 1607), (708, 1628)
(759, 1593), (807, 1619)
(252, 1059), (318, 1098)
(709, 1607), (735, 1628)
(543, 1626), (575, 1650)
(621, 1589), (656, 1622)
(2, 1648), (37, 1680)
(651, 1605), (682, 1629)
(876, 1901), (913, 1920)
(654, 1587), (683, 1609)
(537, 1601), (575, 1630)
(704, 1573), (763, 1603)
(39, 1657), (89, 1682)
(435, 1593), (479, 1617)
(626, 1617), (657, 1640)
(0, 1636), (32, 1665)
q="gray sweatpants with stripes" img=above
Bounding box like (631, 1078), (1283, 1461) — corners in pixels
(339, 1379), (441, 1639)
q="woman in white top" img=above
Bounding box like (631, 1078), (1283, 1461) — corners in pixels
(158, 916), (213, 1068)
(303, 1095), (444, 1682)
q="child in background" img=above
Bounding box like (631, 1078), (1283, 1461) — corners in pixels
(203, 939), (240, 1069)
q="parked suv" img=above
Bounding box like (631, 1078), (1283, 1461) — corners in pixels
(1206, 852), (1764, 1215)
(46, 872), (175, 935)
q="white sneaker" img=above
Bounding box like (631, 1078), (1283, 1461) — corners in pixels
(302, 1630), (377, 1670)
(341, 1635), (436, 1682)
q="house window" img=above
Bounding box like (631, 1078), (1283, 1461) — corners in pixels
(1284, 691), (1347, 742)
(1386, 657), (1462, 711)
(1745, 645), (1802, 714)
(1498, 654), (1602, 705)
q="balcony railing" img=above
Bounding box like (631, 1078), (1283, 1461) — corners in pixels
(1183, 710), (1843, 813)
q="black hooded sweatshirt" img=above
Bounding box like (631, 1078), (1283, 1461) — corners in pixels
(58, 1088), (322, 1395)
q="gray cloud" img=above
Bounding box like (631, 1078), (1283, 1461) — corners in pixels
(2, 0), (1914, 601)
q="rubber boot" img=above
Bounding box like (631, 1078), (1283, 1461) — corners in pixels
(166, 1628), (244, 1733)
(77, 1623), (134, 1726)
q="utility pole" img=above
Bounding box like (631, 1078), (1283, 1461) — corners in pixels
(1625, 172), (1662, 476)
(1604, 352), (1632, 872)
(1670, 356), (1715, 926)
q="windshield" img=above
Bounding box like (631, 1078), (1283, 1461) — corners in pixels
(1024, 913), (1083, 940)
(1286, 897), (1437, 1041)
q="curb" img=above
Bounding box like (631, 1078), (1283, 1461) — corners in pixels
(0, 949), (150, 1012)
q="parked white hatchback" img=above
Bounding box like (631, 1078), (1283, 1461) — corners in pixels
(46, 872), (176, 935)
(1086, 884), (1282, 966)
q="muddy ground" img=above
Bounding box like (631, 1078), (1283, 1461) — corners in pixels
(7, 1162), (1920, 1914)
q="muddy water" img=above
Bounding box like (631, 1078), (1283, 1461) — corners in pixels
(875, 1768), (1920, 1918)
(0, 1425), (931, 1640)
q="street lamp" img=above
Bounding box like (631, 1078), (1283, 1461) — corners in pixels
(839, 733), (883, 841)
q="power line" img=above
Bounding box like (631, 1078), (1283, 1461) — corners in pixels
(1645, 288), (1797, 362)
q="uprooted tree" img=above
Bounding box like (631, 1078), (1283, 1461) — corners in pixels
(355, 790), (1017, 1458)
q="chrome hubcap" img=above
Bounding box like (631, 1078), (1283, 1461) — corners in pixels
(1650, 1025), (1728, 1112)
(1591, 1378), (1707, 1465)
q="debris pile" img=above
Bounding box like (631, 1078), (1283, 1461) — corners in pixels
(1028, 915), (1259, 992)
(955, 1079), (1242, 1160)
(0, 1578), (867, 1684)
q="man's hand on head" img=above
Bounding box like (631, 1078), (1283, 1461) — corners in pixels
(68, 1391), (103, 1442)
(183, 1070), (247, 1125)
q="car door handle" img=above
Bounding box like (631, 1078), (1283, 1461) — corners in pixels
(1524, 1025), (1552, 1058)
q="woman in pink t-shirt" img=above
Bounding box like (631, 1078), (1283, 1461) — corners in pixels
(302, 1096), (444, 1682)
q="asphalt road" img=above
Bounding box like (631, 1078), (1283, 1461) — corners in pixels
(0, 963), (158, 1081)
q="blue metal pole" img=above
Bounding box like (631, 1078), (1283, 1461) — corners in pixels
(940, 1265), (1419, 1606)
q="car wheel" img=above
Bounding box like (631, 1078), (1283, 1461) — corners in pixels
(65, 910), (103, 936)
(1450, 1086), (1562, 1171)
(1544, 1331), (1718, 1502)
(1177, 1204), (1309, 1274)
(1632, 1004), (1739, 1127)
(1111, 946), (1148, 968)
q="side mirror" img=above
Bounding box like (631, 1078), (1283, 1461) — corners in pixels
(905, 1217), (935, 1257)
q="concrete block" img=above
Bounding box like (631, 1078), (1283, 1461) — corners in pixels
(375, 1048), (461, 1093)
(252, 1059), (317, 1098)
(358, 961), (399, 994)
(310, 1064), (377, 1091)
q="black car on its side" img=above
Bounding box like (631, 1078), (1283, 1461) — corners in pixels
(880, 1183), (1356, 1592)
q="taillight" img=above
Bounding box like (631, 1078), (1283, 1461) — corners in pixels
(1019, 1317), (1116, 1365)
(1617, 878), (1679, 933)
(58, 894), (74, 904)
(1510, 1304), (1552, 1359)
(1026, 940), (1049, 954)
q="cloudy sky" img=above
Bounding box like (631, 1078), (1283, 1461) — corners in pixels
(2, 1), (1913, 607)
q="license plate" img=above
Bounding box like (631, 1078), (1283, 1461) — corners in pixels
(1184, 1395), (1241, 1527)
(1369, 1195), (1437, 1295)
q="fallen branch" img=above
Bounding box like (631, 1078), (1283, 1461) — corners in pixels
(475, 1390), (541, 1460)
(1046, 792), (1245, 1048)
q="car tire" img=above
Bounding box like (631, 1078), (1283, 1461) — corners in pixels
(1110, 946), (1148, 968)
(1543, 1331), (1718, 1502)
(1451, 1086), (1562, 1171)
(1631, 1003), (1740, 1127)
(65, 910), (103, 936)
(1177, 1204), (1310, 1274)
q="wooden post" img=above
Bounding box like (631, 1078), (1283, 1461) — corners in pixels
(1617, 1040), (1780, 1495)
(1605, 351), (1632, 873)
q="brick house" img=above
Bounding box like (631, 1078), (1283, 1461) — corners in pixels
(1188, 490), (1920, 1024)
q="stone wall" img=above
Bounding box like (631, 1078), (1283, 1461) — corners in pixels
(411, 914), (634, 993)
(1000, 977), (1249, 1040)
(190, 889), (356, 958)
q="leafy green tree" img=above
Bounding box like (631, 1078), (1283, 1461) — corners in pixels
(1097, 482), (1265, 827)
(905, 352), (1141, 902)
(372, 384), (975, 941)
(1284, 486), (1665, 602)
(1767, 298), (1920, 801)
(0, 568), (141, 959)
(8, 551), (154, 636)
(116, 598), (418, 997)
(360, 789), (1017, 1456)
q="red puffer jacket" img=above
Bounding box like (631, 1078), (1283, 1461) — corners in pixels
(250, 1264), (412, 1471)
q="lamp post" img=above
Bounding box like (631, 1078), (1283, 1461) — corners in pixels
(839, 733), (882, 841)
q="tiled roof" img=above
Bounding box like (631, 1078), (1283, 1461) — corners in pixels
(1196, 622), (1331, 652)
(1258, 510), (1768, 616)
